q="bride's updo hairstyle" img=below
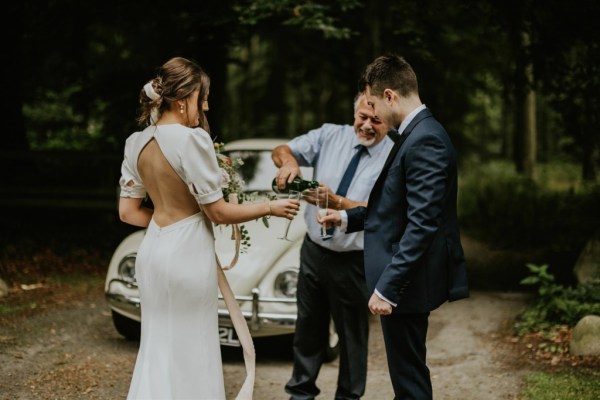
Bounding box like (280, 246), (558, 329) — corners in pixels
(138, 56), (211, 131)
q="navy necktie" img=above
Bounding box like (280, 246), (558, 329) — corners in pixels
(323, 145), (366, 239)
(336, 145), (367, 197)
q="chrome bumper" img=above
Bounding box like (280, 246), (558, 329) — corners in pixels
(105, 279), (297, 335)
(105, 279), (141, 318)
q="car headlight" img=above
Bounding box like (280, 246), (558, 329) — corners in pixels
(273, 270), (298, 298)
(118, 254), (137, 283)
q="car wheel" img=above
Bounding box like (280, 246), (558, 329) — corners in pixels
(324, 319), (339, 363)
(111, 310), (141, 341)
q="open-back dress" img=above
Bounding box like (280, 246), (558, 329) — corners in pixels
(119, 124), (225, 399)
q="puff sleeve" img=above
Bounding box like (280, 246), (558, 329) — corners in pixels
(180, 128), (224, 205)
(119, 142), (147, 199)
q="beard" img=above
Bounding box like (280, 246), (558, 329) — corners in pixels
(356, 133), (376, 147)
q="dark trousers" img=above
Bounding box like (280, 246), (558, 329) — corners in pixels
(285, 235), (369, 400)
(380, 311), (431, 400)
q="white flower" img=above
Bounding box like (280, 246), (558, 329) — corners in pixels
(220, 168), (231, 189)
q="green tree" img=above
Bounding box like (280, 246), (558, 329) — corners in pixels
(533, 0), (600, 181)
(4, 0), (599, 185)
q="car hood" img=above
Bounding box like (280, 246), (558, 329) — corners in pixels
(213, 213), (305, 294)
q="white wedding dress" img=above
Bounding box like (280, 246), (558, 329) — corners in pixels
(119, 124), (226, 399)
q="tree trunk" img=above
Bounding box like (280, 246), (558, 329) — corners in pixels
(514, 31), (537, 178)
(500, 83), (513, 159)
(523, 59), (537, 179)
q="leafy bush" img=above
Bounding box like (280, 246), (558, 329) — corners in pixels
(458, 160), (600, 251)
(515, 263), (600, 335)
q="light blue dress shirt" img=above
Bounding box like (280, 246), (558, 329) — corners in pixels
(287, 123), (394, 252)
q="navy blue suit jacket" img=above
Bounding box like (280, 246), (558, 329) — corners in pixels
(347, 108), (469, 313)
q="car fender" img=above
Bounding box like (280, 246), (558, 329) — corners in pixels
(104, 229), (145, 293)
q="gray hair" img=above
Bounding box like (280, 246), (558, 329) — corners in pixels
(353, 93), (364, 112)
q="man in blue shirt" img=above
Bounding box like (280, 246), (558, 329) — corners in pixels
(272, 93), (394, 400)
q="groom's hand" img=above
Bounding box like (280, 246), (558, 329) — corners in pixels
(368, 293), (392, 315)
(317, 209), (341, 227)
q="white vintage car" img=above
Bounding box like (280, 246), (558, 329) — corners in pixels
(105, 138), (339, 360)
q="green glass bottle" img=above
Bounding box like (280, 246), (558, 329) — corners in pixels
(272, 177), (319, 193)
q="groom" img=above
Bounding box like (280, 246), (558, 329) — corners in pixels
(320, 54), (469, 399)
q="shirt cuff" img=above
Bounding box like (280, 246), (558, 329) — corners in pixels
(375, 289), (397, 307)
(339, 210), (348, 232)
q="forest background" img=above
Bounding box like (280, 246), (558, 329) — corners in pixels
(1, 0), (599, 289)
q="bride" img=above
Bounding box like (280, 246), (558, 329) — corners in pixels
(118, 56), (299, 399)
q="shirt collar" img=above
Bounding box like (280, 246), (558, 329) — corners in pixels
(351, 135), (392, 157)
(397, 104), (427, 135)
(365, 135), (393, 157)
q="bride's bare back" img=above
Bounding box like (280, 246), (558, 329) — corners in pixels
(137, 138), (200, 227)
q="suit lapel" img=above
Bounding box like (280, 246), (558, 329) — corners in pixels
(370, 109), (433, 197)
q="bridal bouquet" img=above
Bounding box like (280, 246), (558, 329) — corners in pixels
(214, 142), (251, 253)
(214, 142), (245, 204)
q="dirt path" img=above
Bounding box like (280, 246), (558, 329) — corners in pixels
(314, 291), (532, 400)
(0, 290), (531, 399)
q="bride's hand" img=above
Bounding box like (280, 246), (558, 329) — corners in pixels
(269, 198), (300, 220)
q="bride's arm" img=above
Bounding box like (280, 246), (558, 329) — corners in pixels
(203, 197), (298, 225)
(119, 197), (153, 227)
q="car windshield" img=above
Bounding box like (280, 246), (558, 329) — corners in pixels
(225, 150), (313, 193)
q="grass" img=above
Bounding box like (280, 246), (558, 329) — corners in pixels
(47, 271), (105, 289)
(0, 272), (105, 323)
(0, 302), (38, 318)
(522, 371), (600, 399)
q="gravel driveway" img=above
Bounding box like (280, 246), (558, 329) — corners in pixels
(0, 290), (531, 400)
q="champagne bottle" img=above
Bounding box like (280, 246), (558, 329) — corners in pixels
(272, 177), (319, 193)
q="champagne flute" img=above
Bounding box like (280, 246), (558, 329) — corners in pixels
(316, 187), (333, 239)
(278, 190), (301, 241)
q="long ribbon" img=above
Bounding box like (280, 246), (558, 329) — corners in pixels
(219, 224), (240, 271)
(216, 259), (255, 399)
(214, 193), (255, 399)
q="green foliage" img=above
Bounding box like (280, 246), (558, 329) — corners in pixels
(462, 72), (507, 156)
(235, 0), (361, 39)
(240, 224), (251, 253)
(515, 263), (600, 335)
(22, 85), (110, 150)
(522, 371), (600, 400)
(458, 160), (600, 251)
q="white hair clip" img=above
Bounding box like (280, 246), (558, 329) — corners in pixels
(143, 82), (161, 100)
(149, 108), (160, 125)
